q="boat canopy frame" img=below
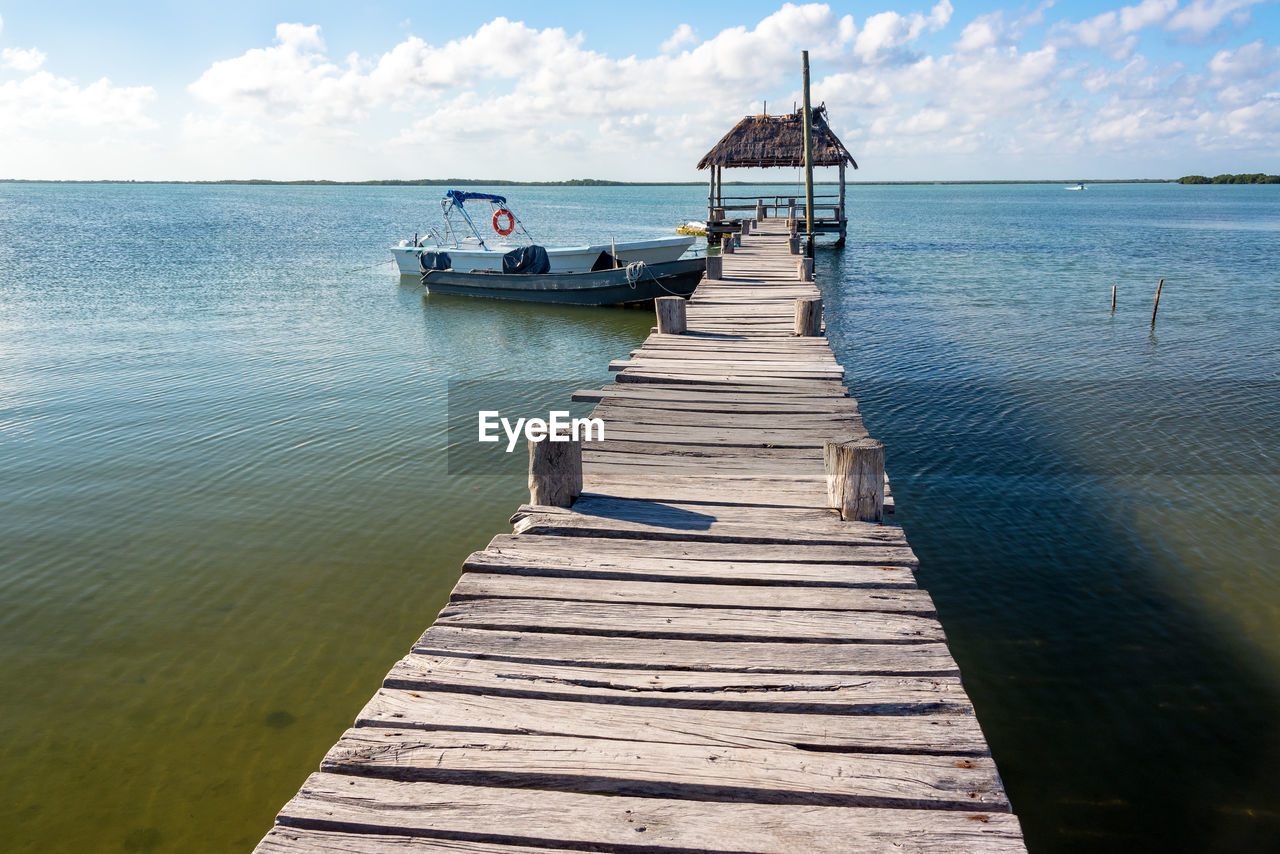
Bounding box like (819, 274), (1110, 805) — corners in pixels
(430, 190), (534, 250)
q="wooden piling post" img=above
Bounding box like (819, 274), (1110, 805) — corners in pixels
(755, 201), (766, 220)
(742, 220), (751, 236)
(788, 236), (800, 255)
(705, 255), (722, 280)
(655, 296), (687, 334)
(1151, 278), (1164, 326)
(528, 438), (582, 507)
(1111, 284), (1116, 313)
(794, 297), (822, 336)
(788, 219), (798, 237)
(797, 257), (813, 281)
(723, 235), (735, 254)
(824, 438), (885, 523)
(713, 207), (725, 221)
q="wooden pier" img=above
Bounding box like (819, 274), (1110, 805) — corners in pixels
(256, 221), (1026, 853)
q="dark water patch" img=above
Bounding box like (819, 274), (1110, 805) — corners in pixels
(264, 710), (297, 729)
(122, 827), (162, 852)
(822, 183), (1280, 851)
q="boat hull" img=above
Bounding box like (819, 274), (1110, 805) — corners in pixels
(392, 236), (695, 275)
(421, 258), (705, 305)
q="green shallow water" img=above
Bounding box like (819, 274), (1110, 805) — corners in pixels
(1, 182), (1277, 852)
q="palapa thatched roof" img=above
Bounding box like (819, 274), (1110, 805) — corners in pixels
(697, 106), (857, 170)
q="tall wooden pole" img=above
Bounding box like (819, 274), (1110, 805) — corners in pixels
(801, 50), (815, 250)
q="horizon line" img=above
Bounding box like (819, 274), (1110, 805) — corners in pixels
(1, 177), (1189, 187)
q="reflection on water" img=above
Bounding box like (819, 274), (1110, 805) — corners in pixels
(821, 183), (1280, 852)
(0, 181), (1277, 852)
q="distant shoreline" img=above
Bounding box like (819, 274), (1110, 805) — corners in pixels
(0, 177), (1186, 187)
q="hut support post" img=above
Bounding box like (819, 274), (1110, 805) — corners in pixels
(837, 161), (847, 246)
(707, 165), (716, 225)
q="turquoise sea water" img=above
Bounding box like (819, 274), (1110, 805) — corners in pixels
(0, 182), (1277, 852)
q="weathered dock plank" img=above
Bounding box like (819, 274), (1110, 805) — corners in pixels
(356, 689), (988, 754)
(271, 775), (1027, 854)
(255, 220), (1024, 853)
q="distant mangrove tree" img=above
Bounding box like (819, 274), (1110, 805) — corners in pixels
(1178, 173), (1280, 184)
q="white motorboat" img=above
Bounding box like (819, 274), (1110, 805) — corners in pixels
(1065, 183), (1087, 190)
(391, 190), (694, 275)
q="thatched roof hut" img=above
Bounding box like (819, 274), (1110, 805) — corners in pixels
(697, 105), (855, 244)
(697, 106), (857, 170)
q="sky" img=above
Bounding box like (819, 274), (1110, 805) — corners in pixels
(0, 1), (1277, 181)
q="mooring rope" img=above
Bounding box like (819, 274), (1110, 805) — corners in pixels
(625, 260), (694, 297)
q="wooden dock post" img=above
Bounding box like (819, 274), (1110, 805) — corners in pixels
(655, 295), (687, 334)
(1111, 284), (1117, 313)
(797, 257), (814, 281)
(742, 220), (752, 236)
(705, 255), (722, 280)
(1151, 278), (1164, 326)
(723, 235), (736, 254)
(788, 235), (800, 254)
(824, 438), (885, 523)
(794, 296), (822, 336)
(528, 437), (582, 507)
(755, 201), (766, 220)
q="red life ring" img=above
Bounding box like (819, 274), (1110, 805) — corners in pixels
(492, 208), (515, 236)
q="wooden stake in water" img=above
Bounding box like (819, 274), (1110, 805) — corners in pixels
(1151, 278), (1164, 326)
(612, 237), (617, 269)
(1111, 284), (1116, 313)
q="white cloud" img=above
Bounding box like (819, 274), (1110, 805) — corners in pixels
(187, 22), (370, 126)
(2, 46), (46, 72)
(1207, 39), (1280, 78)
(1167, 0), (1262, 37)
(957, 12), (1005, 52)
(182, 5), (861, 171)
(661, 24), (698, 53)
(9, 2), (1279, 180)
(1222, 92), (1279, 137)
(1053, 0), (1176, 57)
(855, 1), (953, 63)
(0, 71), (156, 130)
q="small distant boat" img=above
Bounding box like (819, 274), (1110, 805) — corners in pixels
(1065, 183), (1087, 191)
(392, 191), (694, 275)
(421, 257), (706, 305)
(676, 221), (708, 236)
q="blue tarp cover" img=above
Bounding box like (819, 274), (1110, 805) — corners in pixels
(419, 251), (452, 272)
(502, 245), (550, 274)
(445, 190), (508, 205)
